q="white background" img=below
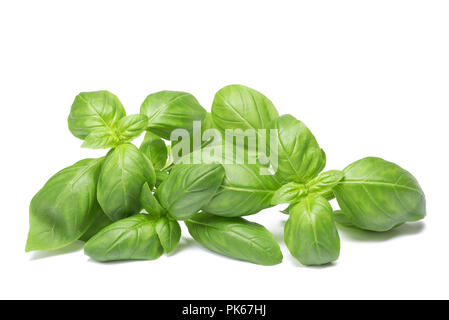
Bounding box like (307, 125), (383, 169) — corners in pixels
(1, 0), (448, 299)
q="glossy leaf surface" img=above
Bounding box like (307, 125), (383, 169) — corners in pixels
(334, 157), (426, 231)
(140, 91), (206, 140)
(270, 114), (326, 184)
(26, 158), (103, 251)
(211, 85), (278, 132)
(284, 195), (340, 266)
(186, 213), (283, 266)
(68, 90), (126, 140)
(140, 131), (168, 170)
(157, 164), (225, 220)
(97, 144), (156, 221)
(84, 214), (163, 262)
(155, 216), (181, 253)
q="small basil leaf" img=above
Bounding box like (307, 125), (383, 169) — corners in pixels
(84, 214), (163, 262)
(140, 131), (168, 170)
(307, 170), (344, 196)
(116, 114), (148, 142)
(270, 114), (326, 184)
(140, 182), (165, 216)
(284, 195), (340, 266)
(68, 90), (126, 140)
(26, 158), (103, 252)
(81, 128), (120, 149)
(79, 205), (113, 242)
(186, 213), (283, 266)
(271, 182), (306, 205)
(97, 144), (156, 221)
(156, 164), (225, 220)
(334, 157), (426, 231)
(140, 91), (206, 140)
(211, 85), (278, 132)
(155, 216), (181, 254)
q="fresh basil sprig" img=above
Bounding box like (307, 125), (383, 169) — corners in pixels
(27, 85), (426, 268)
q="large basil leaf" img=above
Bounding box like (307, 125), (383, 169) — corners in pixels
(97, 144), (156, 221)
(156, 164), (225, 220)
(140, 131), (168, 170)
(155, 216), (181, 254)
(84, 214), (163, 262)
(211, 85), (278, 132)
(284, 195), (340, 266)
(140, 91), (206, 140)
(333, 157), (426, 232)
(186, 213), (283, 266)
(203, 162), (282, 217)
(68, 90), (126, 140)
(26, 158), (103, 251)
(270, 114), (326, 184)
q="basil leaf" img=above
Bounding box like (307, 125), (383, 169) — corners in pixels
(333, 210), (355, 228)
(306, 170), (344, 196)
(79, 205), (113, 242)
(26, 158), (103, 251)
(203, 162), (282, 217)
(140, 182), (165, 216)
(270, 114), (326, 183)
(271, 182), (306, 205)
(81, 128), (120, 149)
(334, 157), (426, 231)
(116, 114), (148, 142)
(186, 213), (283, 266)
(140, 131), (168, 170)
(155, 216), (181, 254)
(211, 85), (278, 132)
(97, 144), (156, 221)
(285, 195), (340, 266)
(68, 90), (126, 140)
(156, 164), (225, 220)
(140, 91), (206, 140)
(84, 214), (163, 262)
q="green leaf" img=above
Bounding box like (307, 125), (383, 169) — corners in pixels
(140, 182), (165, 216)
(26, 158), (103, 252)
(84, 214), (163, 262)
(306, 170), (344, 196)
(79, 205), (113, 242)
(81, 128), (120, 149)
(140, 91), (206, 140)
(211, 85), (278, 132)
(116, 114), (148, 142)
(333, 210), (355, 228)
(140, 131), (168, 170)
(284, 195), (340, 266)
(156, 164), (225, 220)
(97, 144), (156, 221)
(271, 182), (306, 205)
(333, 157), (426, 231)
(186, 213), (283, 266)
(155, 216), (181, 253)
(270, 114), (326, 184)
(68, 90), (126, 140)
(203, 161), (282, 217)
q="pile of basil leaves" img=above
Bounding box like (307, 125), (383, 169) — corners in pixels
(26, 85), (426, 266)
